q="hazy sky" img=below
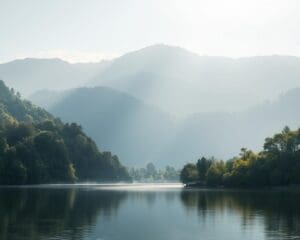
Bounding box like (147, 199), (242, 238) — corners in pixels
(1, 0), (300, 63)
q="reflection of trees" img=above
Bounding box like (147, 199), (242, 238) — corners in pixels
(180, 189), (300, 239)
(125, 190), (178, 207)
(0, 187), (127, 240)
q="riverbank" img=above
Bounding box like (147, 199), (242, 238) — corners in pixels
(184, 182), (300, 191)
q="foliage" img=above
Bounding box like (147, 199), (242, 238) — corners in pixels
(196, 157), (212, 181)
(206, 161), (226, 186)
(0, 80), (131, 184)
(180, 163), (198, 184)
(180, 127), (300, 187)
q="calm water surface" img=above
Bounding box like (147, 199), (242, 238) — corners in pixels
(0, 183), (300, 240)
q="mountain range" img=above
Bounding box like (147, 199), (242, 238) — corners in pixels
(89, 45), (300, 115)
(3, 45), (300, 114)
(2, 44), (300, 167)
(29, 86), (300, 167)
(0, 58), (110, 96)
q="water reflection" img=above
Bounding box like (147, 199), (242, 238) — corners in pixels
(1, 186), (300, 240)
(0, 187), (126, 240)
(180, 189), (300, 239)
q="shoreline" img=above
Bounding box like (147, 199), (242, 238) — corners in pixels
(183, 183), (300, 191)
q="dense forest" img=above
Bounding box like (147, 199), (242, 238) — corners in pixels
(181, 126), (300, 187)
(0, 80), (131, 184)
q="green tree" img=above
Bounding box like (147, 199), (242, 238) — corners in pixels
(196, 157), (212, 181)
(206, 161), (225, 186)
(180, 163), (198, 184)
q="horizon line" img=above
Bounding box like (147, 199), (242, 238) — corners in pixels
(1, 44), (300, 64)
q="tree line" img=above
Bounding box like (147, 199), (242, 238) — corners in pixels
(180, 126), (300, 187)
(0, 80), (131, 184)
(129, 163), (180, 182)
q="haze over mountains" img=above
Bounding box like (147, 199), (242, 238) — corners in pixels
(29, 86), (300, 167)
(47, 87), (174, 166)
(2, 44), (300, 167)
(0, 58), (110, 96)
(2, 44), (300, 114)
(90, 45), (300, 115)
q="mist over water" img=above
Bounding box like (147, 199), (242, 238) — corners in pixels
(1, 184), (300, 240)
(1, 1), (300, 239)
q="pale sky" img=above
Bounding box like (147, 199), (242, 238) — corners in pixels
(1, 0), (300, 63)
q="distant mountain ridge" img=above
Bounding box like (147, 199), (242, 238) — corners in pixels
(4, 44), (300, 167)
(0, 58), (110, 96)
(165, 87), (300, 163)
(30, 85), (300, 167)
(3, 45), (300, 115)
(46, 86), (175, 167)
(90, 44), (300, 115)
(29, 89), (74, 109)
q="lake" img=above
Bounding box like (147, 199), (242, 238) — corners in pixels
(0, 184), (300, 240)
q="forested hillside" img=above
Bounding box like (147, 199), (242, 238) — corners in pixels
(181, 127), (300, 187)
(0, 80), (130, 184)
